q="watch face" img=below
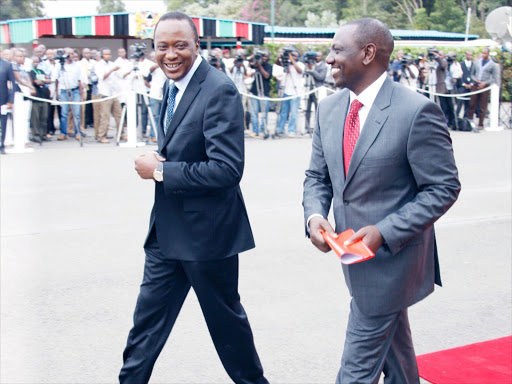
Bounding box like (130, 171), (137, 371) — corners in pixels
(153, 170), (163, 182)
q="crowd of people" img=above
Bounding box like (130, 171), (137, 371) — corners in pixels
(0, 42), (502, 153)
(389, 47), (501, 130)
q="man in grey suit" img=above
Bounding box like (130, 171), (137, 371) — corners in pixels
(467, 47), (501, 129)
(303, 18), (460, 383)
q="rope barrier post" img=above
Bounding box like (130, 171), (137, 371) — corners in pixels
(7, 92), (33, 154)
(487, 84), (503, 131)
(120, 91), (145, 148)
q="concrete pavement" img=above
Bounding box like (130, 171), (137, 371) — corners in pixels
(1, 128), (511, 383)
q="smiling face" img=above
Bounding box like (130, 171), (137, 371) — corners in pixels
(154, 18), (199, 82)
(326, 25), (365, 92)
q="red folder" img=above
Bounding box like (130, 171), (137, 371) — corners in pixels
(321, 229), (375, 265)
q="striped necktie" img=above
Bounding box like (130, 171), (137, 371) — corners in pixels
(164, 84), (179, 135)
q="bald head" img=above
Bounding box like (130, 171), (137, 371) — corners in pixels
(344, 18), (394, 69)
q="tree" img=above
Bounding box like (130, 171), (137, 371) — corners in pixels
(184, 0), (246, 20)
(393, 0), (423, 26)
(97, 0), (126, 14)
(412, 7), (430, 29)
(305, 10), (340, 28)
(240, 0), (270, 23)
(0, 0), (44, 21)
(429, 0), (465, 32)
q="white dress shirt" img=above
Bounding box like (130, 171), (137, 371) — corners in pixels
(163, 55), (203, 124)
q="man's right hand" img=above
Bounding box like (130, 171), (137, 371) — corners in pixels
(309, 216), (336, 253)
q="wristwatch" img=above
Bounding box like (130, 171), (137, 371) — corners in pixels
(153, 162), (163, 182)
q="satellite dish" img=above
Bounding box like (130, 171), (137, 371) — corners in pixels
(485, 6), (512, 43)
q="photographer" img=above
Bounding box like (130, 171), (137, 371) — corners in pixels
(248, 49), (272, 138)
(398, 54), (418, 92)
(129, 46), (158, 139)
(445, 52), (462, 129)
(209, 48), (227, 73)
(229, 52), (251, 128)
(303, 51), (327, 133)
(275, 48), (304, 138)
(52, 48), (84, 141)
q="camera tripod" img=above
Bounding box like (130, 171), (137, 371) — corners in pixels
(303, 71), (317, 136)
(253, 70), (271, 139)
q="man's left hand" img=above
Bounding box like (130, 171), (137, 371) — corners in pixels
(344, 225), (383, 253)
(134, 152), (166, 179)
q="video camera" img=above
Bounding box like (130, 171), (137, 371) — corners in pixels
(250, 49), (265, 68)
(401, 54), (413, 69)
(235, 54), (244, 65)
(54, 49), (69, 65)
(130, 43), (147, 60)
(303, 50), (317, 65)
(281, 47), (295, 68)
(209, 54), (219, 67)
(427, 47), (439, 61)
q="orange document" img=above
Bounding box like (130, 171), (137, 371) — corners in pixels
(321, 229), (375, 265)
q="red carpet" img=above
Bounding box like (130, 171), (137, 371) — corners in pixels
(417, 336), (512, 384)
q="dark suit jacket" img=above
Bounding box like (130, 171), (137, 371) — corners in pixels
(0, 59), (15, 106)
(303, 76), (461, 316)
(145, 58), (255, 261)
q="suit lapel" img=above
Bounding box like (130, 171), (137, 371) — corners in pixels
(160, 60), (210, 151)
(333, 91), (350, 179)
(345, 77), (392, 186)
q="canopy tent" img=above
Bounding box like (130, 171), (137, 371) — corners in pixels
(0, 11), (266, 48)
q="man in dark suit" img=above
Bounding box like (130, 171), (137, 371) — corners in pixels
(0, 51), (15, 154)
(120, 12), (268, 384)
(457, 50), (474, 118)
(303, 18), (460, 383)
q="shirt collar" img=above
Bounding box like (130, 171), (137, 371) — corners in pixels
(172, 54), (203, 93)
(348, 71), (388, 109)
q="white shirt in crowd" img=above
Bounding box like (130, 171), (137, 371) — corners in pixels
(131, 58), (153, 93)
(399, 64), (419, 92)
(51, 61), (82, 90)
(276, 61), (305, 96)
(149, 66), (166, 101)
(95, 59), (118, 97)
(114, 57), (133, 103)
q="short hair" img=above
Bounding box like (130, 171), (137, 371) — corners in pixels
(155, 11), (199, 42)
(344, 18), (394, 65)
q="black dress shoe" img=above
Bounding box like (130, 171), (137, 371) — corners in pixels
(0, 148), (6, 155)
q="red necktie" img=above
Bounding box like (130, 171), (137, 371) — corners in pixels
(343, 99), (364, 176)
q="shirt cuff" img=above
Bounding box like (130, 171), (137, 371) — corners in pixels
(307, 213), (325, 230)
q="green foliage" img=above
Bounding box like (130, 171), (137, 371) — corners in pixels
(496, 50), (511, 101)
(305, 10), (339, 28)
(0, 0), (43, 21)
(429, 0), (465, 32)
(97, 0), (126, 14)
(412, 8), (429, 30)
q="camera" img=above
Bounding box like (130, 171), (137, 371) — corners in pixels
(130, 43), (147, 60)
(427, 47), (439, 61)
(234, 54), (244, 65)
(281, 47), (295, 68)
(208, 54), (219, 67)
(303, 50), (317, 65)
(54, 49), (68, 65)
(250, 49), (265, 68)
(401, 54), (413, 69)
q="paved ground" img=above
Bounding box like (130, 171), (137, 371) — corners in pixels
(1, 126), (511, 383)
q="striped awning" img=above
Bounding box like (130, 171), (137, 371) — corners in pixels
(0, 12), (266, 45)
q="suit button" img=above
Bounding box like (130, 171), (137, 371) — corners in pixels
(343, 200), (349, 205)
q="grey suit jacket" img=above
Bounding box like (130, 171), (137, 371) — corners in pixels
(471, 59), (500, 86)
(303, 76), (461, 316)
